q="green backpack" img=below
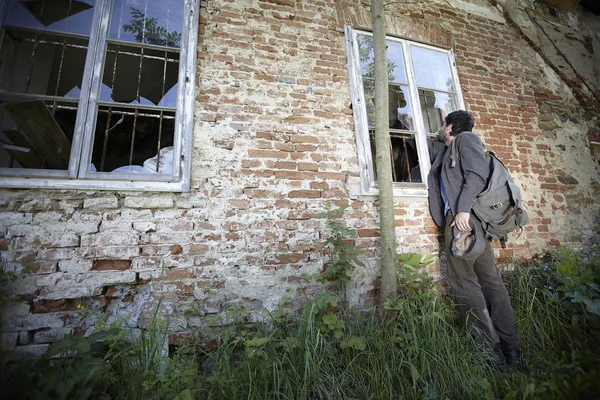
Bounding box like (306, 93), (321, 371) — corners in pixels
(471, 150), (529, 248)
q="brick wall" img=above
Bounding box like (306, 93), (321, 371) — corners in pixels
(1, 0), (599, 357)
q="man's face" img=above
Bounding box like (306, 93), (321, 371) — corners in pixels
(437, 121), (452, 143)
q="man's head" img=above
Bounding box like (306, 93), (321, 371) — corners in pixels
(444, 110), (474, 136)
(438, 110), (474, 144)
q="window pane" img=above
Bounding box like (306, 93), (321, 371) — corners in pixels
(0, 100), (75, 169)
(3, 0), (95, 36)
(356, 34), (407, 84)
(109, 0), (184, 48)
(90, 105), (175, 174)
(0, 29), (88, 97)
(410, 46), (455, 92)
(363, 80), (413, 131)
(0, 0), (92, 172)
(370, 131), (421, 183)
(389, 85), (414, 131)
(99, 43), (179, 107)
(386, 40), (407, 84)
(418, 89), (458, 134)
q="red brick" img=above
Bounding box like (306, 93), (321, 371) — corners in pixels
(247, 149), (288, 159)
(32, 299), (77, 313)
(92, 260), (132, 271)
(288, 190), (321, 198)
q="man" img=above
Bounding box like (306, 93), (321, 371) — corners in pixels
(427, 110), (522, 369)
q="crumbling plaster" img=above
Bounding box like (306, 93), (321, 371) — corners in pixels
(435, 0), (599, 243)
(496, 0), (600, 103)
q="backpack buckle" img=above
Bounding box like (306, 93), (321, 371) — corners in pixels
(491, 202), (503, 210)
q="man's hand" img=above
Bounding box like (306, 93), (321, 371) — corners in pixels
(451, 212), (472, 232)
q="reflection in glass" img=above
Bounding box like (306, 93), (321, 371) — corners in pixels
(385, 40), (407, 84)
(109, 0), (183, 48)
(357, 34), (375, 78)
(419, 89), (458, 134)
(389, 85), (413, 130)
(363, 80), (414, 131)
(4, 0), (95, 36)
(357, 34), (407, 83)
(410, 46), (454, 92)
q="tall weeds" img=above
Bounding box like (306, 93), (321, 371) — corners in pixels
(2, 202), (599, 399)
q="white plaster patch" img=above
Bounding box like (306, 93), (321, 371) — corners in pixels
(445, 0), (506, 23)
(534, 53), (575, 99)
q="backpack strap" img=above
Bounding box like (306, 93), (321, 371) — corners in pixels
(450, 137), (457, 168)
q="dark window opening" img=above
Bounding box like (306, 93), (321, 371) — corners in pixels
(92, 106), (175, 173)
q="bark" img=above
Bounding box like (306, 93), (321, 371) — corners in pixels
(371, 0), (398, 304)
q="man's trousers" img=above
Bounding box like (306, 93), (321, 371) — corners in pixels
(444, 211), (520, 349)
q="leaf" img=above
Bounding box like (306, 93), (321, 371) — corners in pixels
(245, 336), (269, 347)
(583, 298), (600, 316)
(340, 335), (366, 351)
(281, 336), (300, 352)
(410, 364), (421, 385)
(175, 390), (194, 400)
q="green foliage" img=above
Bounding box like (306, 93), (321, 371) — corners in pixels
(316, 202), (364, 304)
(2, 243), (599, 399)
(123, 7), (181, 47)
(0, 256), (17, 307)
(397, 252), (435, 293)
(357, 34), (397, 81)
(498, 245), (600, 399)
(552, 246), (600, 316)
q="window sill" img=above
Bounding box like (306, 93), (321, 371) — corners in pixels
(0, 177), (189, 192)
(349, 181), (429, 199)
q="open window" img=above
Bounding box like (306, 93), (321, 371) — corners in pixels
(345, 27), (465, 196)
(0, 0), (199, 191)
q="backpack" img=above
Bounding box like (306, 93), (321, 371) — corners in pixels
(471, 150), (529, 248)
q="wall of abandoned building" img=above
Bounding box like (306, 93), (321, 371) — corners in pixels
(1, 0), (599, 358)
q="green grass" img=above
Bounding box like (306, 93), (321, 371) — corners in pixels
(2, 246), (600, 399)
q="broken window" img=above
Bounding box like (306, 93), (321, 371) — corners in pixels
(345, 27), (464, 195)
(0, 0), (199, 190)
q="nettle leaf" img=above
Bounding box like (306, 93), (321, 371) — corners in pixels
(315, 293), (337, 310)
(245, 336), (269, 347)
(281, 336), (300, 352)
(583, 298), (600, 316)
(410, 364), (421, 384)
(176, 390), (194, 400)
(340, 335), (366, 351)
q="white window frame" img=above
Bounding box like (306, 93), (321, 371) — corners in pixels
(344, 26), (465, 197)
(0, 0), (200, 192)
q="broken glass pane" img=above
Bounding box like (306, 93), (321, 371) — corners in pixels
(99, 43), (179, 107)
(90, 105), (175, 174)
(109, 0), (184, 48)
(419, 89), (458, 134)
(3, 0), (95, 36)
(0, 100), (75, 169)
(370, 131), (420, 183)
(0, 0), (89, 171)
(0, 28), (88, 97)
(410, 45), (455, 93)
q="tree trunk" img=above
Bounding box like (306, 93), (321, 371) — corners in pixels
(371, 0), (398, 304)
